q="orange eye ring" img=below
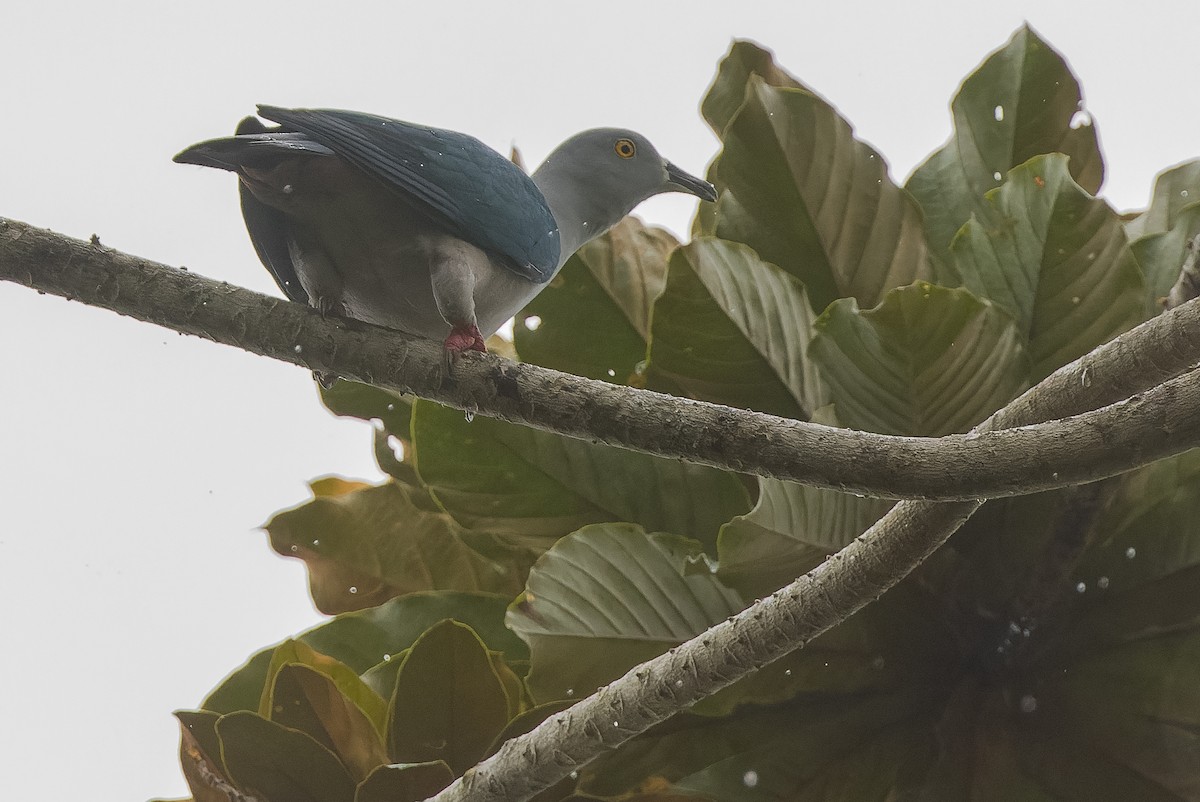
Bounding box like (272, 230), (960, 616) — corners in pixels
(614, 138), (636, 159)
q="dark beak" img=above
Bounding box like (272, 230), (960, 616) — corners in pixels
(665, 161), (717, 202)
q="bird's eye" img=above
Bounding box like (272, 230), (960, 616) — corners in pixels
(614, 138), (636, 159)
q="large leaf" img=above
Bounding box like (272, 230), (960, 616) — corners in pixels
(648, 238), (826, 418)
(1054, 450), (1200, 652)
(216, 711), (357, 802)
(203, 592), (525, 714)
(515, 217), (676, 383)
(906, 25), (1104, 257)
(386, 620), (512, 775)
(717, 480), (891, 597)
(355, 762), (454, 802)
(937, 489), (1071, 626)
(320, 381), (413, 441)
(581, 691), (943, 801)
(319, 382), (417, 480)
(710, 78), (942, 312)
(268, 664), (389, 781)
(694, 581), (959, 716)
(1030, 631), (1200, 799)
(411, 400), (605, 543)
(1075, 449), (1200, 595)
(1131, 203), (1200, 315)
(1124, 159), (1200, 241)
(701, 40), (813, 137)
(177, 710), (236, 802)
(412, 401), (750, 550)
(259, 639), (388, 734)
(953, 154), (1146, 379)
(809, 283), (1030, 436)
(265, 480), (529, 614)
(506, 523), (744, 703)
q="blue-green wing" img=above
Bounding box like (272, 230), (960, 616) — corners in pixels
(256, 105), (561, 282)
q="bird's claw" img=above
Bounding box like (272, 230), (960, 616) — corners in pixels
(442, 323), (487, 373)
(444, 323), (487, 354)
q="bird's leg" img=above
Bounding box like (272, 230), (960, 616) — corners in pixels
(308, 295), (347, 388)
(429, 256), (486, 369)
(444, 322), (487, 353)
(312, 294), (344, 318)
(438, 323), (485, 375)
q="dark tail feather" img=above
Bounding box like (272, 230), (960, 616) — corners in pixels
(173, 117), (334, 171)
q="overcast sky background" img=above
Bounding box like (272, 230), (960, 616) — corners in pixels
(2, 2), (1198, 798)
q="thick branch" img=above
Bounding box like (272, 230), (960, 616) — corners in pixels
(4, 217), (1200, 502)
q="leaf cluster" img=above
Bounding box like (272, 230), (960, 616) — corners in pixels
(174, 26), (1200, 802)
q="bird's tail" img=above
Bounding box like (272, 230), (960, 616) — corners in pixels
(173, 116), (335, 172)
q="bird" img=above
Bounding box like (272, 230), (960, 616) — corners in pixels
(173, 105), (715, 368)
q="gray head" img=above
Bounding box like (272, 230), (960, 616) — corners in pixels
(531, 128), (715, 265)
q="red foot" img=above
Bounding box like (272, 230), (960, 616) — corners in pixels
(444, 323), (487, 355)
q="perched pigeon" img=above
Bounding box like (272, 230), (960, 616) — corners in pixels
(175, 106), (715, 363)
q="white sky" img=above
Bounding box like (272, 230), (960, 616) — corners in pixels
(2, 2), (1198, 798)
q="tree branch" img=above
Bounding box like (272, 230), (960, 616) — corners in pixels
(4, 217), (1200, 502)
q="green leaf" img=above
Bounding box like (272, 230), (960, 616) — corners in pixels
(915, 682), (1072, 801)
(506, 523), (744, 703)
(938, 490), (1070, 622)
(412, 400), (606, 543)
(717, 480), (891, 597)
(265, 480), (529, 614)
(697, 579), (958, 716)
(259, 640), (389, 734)
(1078, 450), (1200, 592)
(268, 664), (389, 781)
(320, 381), (412, 440)
(1031, 631), (1200, 798)
(809, 283), (1030, 436)
(701, 40), (812, 137)
(1131, 203), (1200, 315)
(355, 762), (454, 802)
(1064, 565), (1200, 660)
(1124, 159), (1200, 240)
(710, 78), (942, 312)
(906, 25), (1104, 257)
(203, 592), (525, 714)
(490, 650), (527, 721)
(177, 710), (235, 802)
(515, 217), (676, 382)
(361, 648), (409, 700)
(582, 691), (942, 801)
(952, 154), (1145, 378)
(386, 620), (512, 775)
(412, 401), (750, 551)
(1059, 450), (1200, 650)
(648, 238), (826, 418)
(1018, 732), (1189, 802)
(318, 382), (417, 480)
(216, 711), (357, 802)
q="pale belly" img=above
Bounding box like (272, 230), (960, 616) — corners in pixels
(244, 155), (547, 342)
